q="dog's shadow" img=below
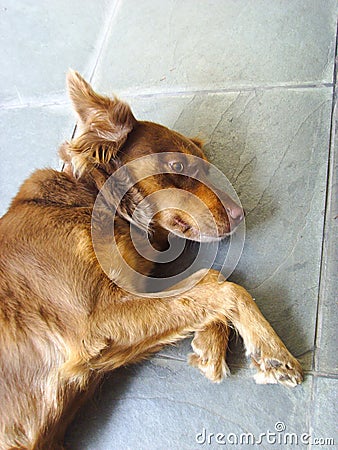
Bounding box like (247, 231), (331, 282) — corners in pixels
(64, 366), (135, 449)
(64, 336), (246, 449)
(149, 235), (239, 288)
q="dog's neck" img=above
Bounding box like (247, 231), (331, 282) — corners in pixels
(63, 165), (171, 253)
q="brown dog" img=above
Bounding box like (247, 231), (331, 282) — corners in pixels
(0, 71), (303, 449)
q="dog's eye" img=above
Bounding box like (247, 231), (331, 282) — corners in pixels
(169, 161), (184, 173)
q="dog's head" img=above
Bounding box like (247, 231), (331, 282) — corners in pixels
(60, 71), (244, 242)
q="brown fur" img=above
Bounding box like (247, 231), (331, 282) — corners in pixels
(0, 71), (303, 449)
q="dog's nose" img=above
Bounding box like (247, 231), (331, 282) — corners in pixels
(226, 205), (244, 223)
(213, 187), (244, 229)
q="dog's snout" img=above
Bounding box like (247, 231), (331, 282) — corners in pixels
(213, 187), (244, 232)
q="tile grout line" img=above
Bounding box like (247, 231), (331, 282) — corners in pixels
(121, 82), (334, 99)
(313, 18), (338, 375)
(66, 0), (122, 156)
(0, 99), (70, 111)
(87, 0), (121, 83)
(308, 18), (338, 450)
(308, 375), (316, 450)
(0, 82), (333, 111)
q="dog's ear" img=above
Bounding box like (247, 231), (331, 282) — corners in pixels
(67, 70), (135, 130)
(190, 137), (204, 148)
(66, 70), (136, 176)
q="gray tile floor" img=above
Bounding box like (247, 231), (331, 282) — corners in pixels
(0, 1), (337, 449)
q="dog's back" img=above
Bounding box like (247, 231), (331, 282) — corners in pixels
(0, 169), (99, 448)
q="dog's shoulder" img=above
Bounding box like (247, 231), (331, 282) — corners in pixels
(9, 168), (96, 209)
(0, 169), (96, 248)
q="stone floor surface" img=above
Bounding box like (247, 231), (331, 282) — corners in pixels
(0, 1), (337, 449)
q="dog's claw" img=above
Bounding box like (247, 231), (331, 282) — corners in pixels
(252, 353), (303, 387)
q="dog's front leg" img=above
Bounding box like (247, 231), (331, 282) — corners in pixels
(221, 282), (304, 386)
(185, 271), (303, 386)
(74, 269), (302, 387)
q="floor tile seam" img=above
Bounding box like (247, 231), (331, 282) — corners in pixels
(307, 375), (316, 450)
(122, 82), (333, 99)
(88, 0), (122, 83)
(0, 100), (70, 111)
(0, 82), (334, 111)
(313, 20), (338, 373)
(65, 1), (122, 145)
(310, 371), (338, 380)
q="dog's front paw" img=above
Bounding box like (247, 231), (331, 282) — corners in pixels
(251, 349), (303, 387)
(188, 322), (231, 383)
(188, 352), (230, 383)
